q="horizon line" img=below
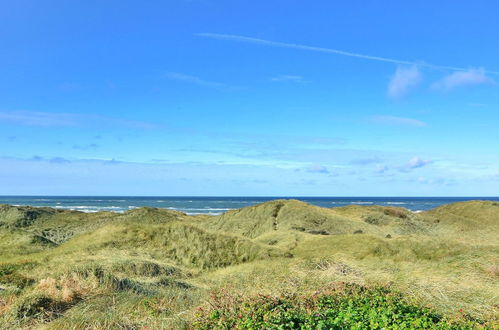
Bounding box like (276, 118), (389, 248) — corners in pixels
(1, 195), (498, 198)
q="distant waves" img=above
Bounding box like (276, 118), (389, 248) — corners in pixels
(3, 196), (499, 215)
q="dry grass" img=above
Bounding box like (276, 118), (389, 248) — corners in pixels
(0, 200), (498, 328)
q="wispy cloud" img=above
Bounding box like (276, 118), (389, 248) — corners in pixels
(431, 68), (494, 91)
(387, 66), (422, 98)
(270, 75), (305, 83)
(406, 157), (432, 169)
(164, 72), (228, 89)
(0, 111), (158, 129)
(196, 33), (499, 75)
(369, 115), (427, 127)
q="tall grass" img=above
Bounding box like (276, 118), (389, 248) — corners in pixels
(0, 200), (497, 328)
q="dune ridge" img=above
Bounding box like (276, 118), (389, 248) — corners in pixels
(0, 200), (497, 328)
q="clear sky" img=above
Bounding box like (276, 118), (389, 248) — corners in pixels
(1, 1), (498, 196)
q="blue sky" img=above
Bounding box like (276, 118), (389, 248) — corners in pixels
(1, 1), (498, 196)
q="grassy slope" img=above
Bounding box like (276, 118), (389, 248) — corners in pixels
(0, 200), (497, 328)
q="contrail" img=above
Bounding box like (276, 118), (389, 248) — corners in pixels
(196, 33), (499, 75)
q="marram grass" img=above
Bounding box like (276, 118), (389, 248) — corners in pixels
(0, 200), (498, 328)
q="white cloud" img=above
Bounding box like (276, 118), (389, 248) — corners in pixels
(196, 33), (499, 75)
(407, 157), (432, 169)
(387, 66), (422, 98)
(164, 72), (246, 91)
(370, 115), (427, 127)
(164, 72), (227, 89)
(431, 68), (493, 91)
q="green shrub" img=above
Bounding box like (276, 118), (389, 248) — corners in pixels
(364, 215), (381, 225)
(193, 284), (485, 329)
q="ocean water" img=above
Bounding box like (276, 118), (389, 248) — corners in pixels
(1, 196), (498, 215)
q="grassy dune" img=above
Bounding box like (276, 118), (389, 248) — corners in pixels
(0, 200), (498, 328)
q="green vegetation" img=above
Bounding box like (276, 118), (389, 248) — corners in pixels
(194, 284), (479, 329)
(0, 200), (497, 328)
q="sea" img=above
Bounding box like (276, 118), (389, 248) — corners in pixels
(1, 196), (498, 216)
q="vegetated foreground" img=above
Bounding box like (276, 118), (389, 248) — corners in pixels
(0, 200), (498, 329)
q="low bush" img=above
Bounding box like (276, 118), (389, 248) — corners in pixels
(194, 284), (485, 329)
